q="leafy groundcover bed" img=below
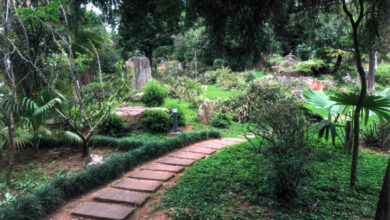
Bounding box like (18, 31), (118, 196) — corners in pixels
(158, 141), (387, 219)
(0, 130), (220, 220)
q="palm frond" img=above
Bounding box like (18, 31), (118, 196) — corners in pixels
(62, 131), (83, 144)
(330, 93), (390, 123)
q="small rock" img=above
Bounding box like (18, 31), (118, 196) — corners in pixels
(291, 90), (303, 99)
(129, 92), (143, 101)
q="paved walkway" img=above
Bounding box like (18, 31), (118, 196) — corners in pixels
(49, 138), (244, 220)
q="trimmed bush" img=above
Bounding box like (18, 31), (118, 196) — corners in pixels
(163, 99), (186, 126)
(141, 79), (169, 107)
(0, 130), (220, 220)
(99, 113), (129, 137)
(210, 112), (232, 128)
(142, 110), (171, 133)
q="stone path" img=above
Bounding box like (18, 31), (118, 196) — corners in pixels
(52, 138), (244, 220)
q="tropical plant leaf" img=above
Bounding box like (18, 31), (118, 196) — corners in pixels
(62, 131), (82, 144)
(303, 90), (335, 111)
(330, 92), (390, 123)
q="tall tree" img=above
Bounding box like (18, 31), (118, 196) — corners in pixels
(118, 0), (183, 69)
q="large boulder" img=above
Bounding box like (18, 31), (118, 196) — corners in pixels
(125, 56), (152, 90)
(115, 106), (169, 130)
(197, 99), (215, 125)
(282, 55), (299, 66)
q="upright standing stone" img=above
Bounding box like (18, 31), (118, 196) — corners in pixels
(125, 56), (152, 90)
(197, 99), (215, 125)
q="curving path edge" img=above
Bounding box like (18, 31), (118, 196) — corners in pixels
(47, 138), (245, 220)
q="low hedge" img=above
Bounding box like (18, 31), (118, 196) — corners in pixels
(0, 130), (220, 220)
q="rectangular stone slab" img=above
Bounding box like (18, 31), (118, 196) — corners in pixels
(112, 179), (162, 192)
(95, 188), (150, 205)
(169, 151), (206, 160)
(195, 142), (226, 149)
(142, 163), (185, 173)
(129, 170), (174, 181)
(157, 157), (196, 166)
(224, 138), (244, 143)
(184, 146), (216, 154)
(72, 202), (134, 220)
(213, 140), (240, 145)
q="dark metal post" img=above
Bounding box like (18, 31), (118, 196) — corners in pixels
(172, 107), (178, 134)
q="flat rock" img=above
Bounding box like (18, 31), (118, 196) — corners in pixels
(195, 142), (226, 149)
(95, 188), (150, 205)
(129, 170), (174, 181)
(157, 157), (196, 166)
(184, 146), (216, 154)
(72, 202), (134, 220)
(213, 140), (240, 145)
(112, 179), (162, 192)
(168, 152), (205, 160)
(223, 138), (245, 143)
(142, 163), (185, 173)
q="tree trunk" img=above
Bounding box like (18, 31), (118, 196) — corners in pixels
(343, 0), (367, 188)
(330, 54), (343, 75)
(375, 157), (390, 220)
(82, 137), (88, 158)
(368, 50), (377, 92)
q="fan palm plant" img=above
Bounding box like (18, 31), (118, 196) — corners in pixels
(303, 89), (390, 149)
(20, 90), (66, 151)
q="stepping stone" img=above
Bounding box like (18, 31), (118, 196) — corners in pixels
(143, 163), (185, 173)
(169, 151), (205, 160)
(157, 157), (196, 166)
(72, 202), (134, 220)
(129, 170), (174, 181)
(214, 140), (240, 145)
(112, 179), (162, 192)
(195, 142), (226, 149)
(184, 146), (216, 154)
(95, 188), (150, 205)
(224, 138), (244, 143)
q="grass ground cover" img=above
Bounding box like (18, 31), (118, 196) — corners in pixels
(201, 85), (234, 99)
(253, 71), (267, 78)
(158, 141), (387, 219)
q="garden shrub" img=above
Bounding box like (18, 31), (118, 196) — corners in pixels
(210, 112), (232, 128)
(142, 110), (171, 133)
(247, 102), (313, 201)
(361, 121), (390, 150)
(214, 67), (245, 91)
(281, 60), (292, 68)
(376, 64), (390, 86)
(227, 80), (286, 122)
(0, 130), (220, 220)
(88, 135), (120, 148)
(99, 113), (129, 137)
(213, 58), (225, 69)
(163, 99), (186, 126)
(141, 79), (169, 107)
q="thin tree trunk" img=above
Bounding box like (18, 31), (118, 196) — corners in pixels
(82, 137), (88, 158)
(368, 50), (377, 92)
(342, 0), (367, 188)
(330, 54), (343, 75)
(375, 157), (390, 220)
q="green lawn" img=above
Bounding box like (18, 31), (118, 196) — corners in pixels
(158, 141), (387, 219)
(253, 70), (267, 78)
(200, 85), (234, 99)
